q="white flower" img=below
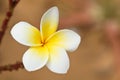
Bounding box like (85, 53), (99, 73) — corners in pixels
(11, 6), (81, 74)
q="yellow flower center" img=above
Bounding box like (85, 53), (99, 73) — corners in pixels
(41, 40), (46, 46)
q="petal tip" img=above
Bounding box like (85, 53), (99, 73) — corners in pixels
(59, 69), (68, 74)
(54, 69), (68, 74)
(50, 6), (58, 11)
(10, 21), (29, 35)
(24, 67), (34, 72)
(23, 59), (42, 72)
(47, 6), (59, 15)
(50, 69), (68, 74)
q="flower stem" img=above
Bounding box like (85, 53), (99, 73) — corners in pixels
(0, 62), (24, 73)
(0, 0), (20, 44)
(0, 0), (23, 74)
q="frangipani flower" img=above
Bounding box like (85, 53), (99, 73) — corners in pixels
(11, 6), (81, 74)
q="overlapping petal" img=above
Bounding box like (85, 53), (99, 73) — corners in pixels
(22, 46), (49, 71)
(46, 46), (69, 74)
(46, 29), (81, 52)
(11, 22), (41, 46)
(40, 7), (59, 41)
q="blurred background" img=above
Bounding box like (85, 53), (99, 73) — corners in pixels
(0, 0), (120, 80)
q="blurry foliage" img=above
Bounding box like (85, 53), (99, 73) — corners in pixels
(0, 0), (3, 12)
(97, 0), (119, 19)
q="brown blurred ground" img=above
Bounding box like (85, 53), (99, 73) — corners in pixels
(0, 0), (118, 80)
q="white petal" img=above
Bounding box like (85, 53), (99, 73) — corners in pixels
(46, 29), (81, 52)
(11, 21), (41, 46)
(46, 46), (69, 74)
(22, 46), (49, 71)
(40, 6), (59, 41)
